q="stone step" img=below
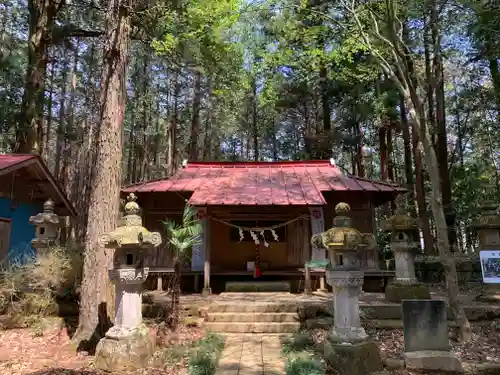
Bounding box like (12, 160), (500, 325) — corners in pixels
(206, 312), (299, 323)
(205, 322), (300, 334)
(209, 302), (298, 314)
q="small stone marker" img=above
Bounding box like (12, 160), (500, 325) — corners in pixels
(402, 299), (449, 352)
(402, 299), (463, 373)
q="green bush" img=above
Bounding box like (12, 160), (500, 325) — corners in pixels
(285, 352), (324, 375)
(188, 332), (225, 375)
(282, 331), (315, 355)
(282, 331), (324, 375)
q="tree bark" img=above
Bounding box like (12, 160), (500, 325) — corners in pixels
(188, 70), (202, 161)
(342, 2), (471, 341)
(54, 50), (69, 180)
(73, 0), (132, 349)
(431, 0), (457, 253)
(252, 78), (259, 161)
(14, 0), (64, 154)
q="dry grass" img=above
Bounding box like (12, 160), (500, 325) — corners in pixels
(0, 246), (82, 328)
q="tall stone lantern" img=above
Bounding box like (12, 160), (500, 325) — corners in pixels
(29, 199), (61, 254)
(312, 203), (384, 374)
(382, 195), (430, 302)
(471, 188), (500, 302)
(94, 193), (162, 372)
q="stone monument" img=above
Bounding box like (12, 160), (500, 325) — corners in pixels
(312, 203), (384, 375)
(29, 199), (61, 254)
(471, 185), (500, 302)
(382, 194), (430, 302)
(402, 299), (463, 372)
(94, 193), (162, 372)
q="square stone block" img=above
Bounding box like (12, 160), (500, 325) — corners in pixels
(402, 299), (449, 352)
(404, 350), (464, 373)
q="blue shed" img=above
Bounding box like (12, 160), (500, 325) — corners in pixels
(0, 154), (76, 265)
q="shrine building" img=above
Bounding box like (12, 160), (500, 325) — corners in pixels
(121, 159), (404, 293)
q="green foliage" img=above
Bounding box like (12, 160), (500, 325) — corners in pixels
(282, 331), (324, 375)
(188, 332), (225, 375)
(285, 352), (324, 375)
(282, 331), (315, 355)
(163, 204), (202, 260)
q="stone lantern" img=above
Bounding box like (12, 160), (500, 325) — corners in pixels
(471, 187), (500, 302)
(382, 194), (430, 302)
(29, 199), (61, 254)
(312, 203), (384, 375)
(94, 193), (162, 372)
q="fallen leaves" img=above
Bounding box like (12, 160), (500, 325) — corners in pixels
(311, 320), (500, 363)
(0, 321), (204, 375)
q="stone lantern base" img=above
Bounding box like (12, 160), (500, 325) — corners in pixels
(385, 280), (431, 303)
(476, 284), (500, 303)
(323, 338), (384, 375)
(94, 324), (154, 372)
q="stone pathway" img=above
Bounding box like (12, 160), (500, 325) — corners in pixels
(215, 334), (287, 375)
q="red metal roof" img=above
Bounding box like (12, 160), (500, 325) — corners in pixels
(0, 154), (36, 171)
(0, 153), (76, 216)
(123, 161), (404, 206)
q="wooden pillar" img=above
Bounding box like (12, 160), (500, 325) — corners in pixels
(304, 266), (312, 295)
(202, 217), (211, 296)
(194, 273), (200, 293)
(157, 274), (163, 291)
(319, 273), (326, 291)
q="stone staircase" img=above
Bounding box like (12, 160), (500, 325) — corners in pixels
(204, 301), (301, 333)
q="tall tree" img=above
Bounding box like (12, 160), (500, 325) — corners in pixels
(74, 0), (132, 348)
(14, 0), (65, 154)
(338, 0), (471, 342)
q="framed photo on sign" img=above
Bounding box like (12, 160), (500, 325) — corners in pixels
(480, 251), (500, 284)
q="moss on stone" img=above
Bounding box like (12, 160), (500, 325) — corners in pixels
(94, 324), (154, 372)
(225, 281), (291, 292)
(322, 340), (384, 375)
(385, 282), (431, 303)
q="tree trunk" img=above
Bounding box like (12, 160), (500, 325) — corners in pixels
(320, 65), (330, 133)
(167, 71), (179, 176)
(14, 0), (64, 154)
(431, 0), (457, 253)
(54, 51), (69, 180)
(188, 70), (202, 161)
(73, 0), (132, 349)
(43, 51), (55, 161)
(252, 78), (259, 161)
(404, 88), (471, 341)
(487, 50), (500, 127)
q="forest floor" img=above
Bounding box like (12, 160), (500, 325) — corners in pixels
(1, 320), (500, 375)
(0, 318), (204, 375)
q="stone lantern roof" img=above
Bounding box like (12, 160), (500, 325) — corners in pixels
(471, 185), (500, 230)
(311, 202), (376, 254)
(382, 194), (419, 232)
(29, 199), (60, 226)
(99, 193), (162, 249)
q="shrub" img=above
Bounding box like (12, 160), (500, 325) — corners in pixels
(285, 352), (324, 375)
(282, 331), (315, 355)
(282, 331), (324, 375)
(188, 332), (225, 375)
(0, 245), (82, 327)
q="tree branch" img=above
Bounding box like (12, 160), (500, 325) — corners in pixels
(51, 25), (104, 44)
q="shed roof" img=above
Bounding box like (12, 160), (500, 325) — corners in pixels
(0, 154), (76, 216)
(123, 160), (405, 206)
